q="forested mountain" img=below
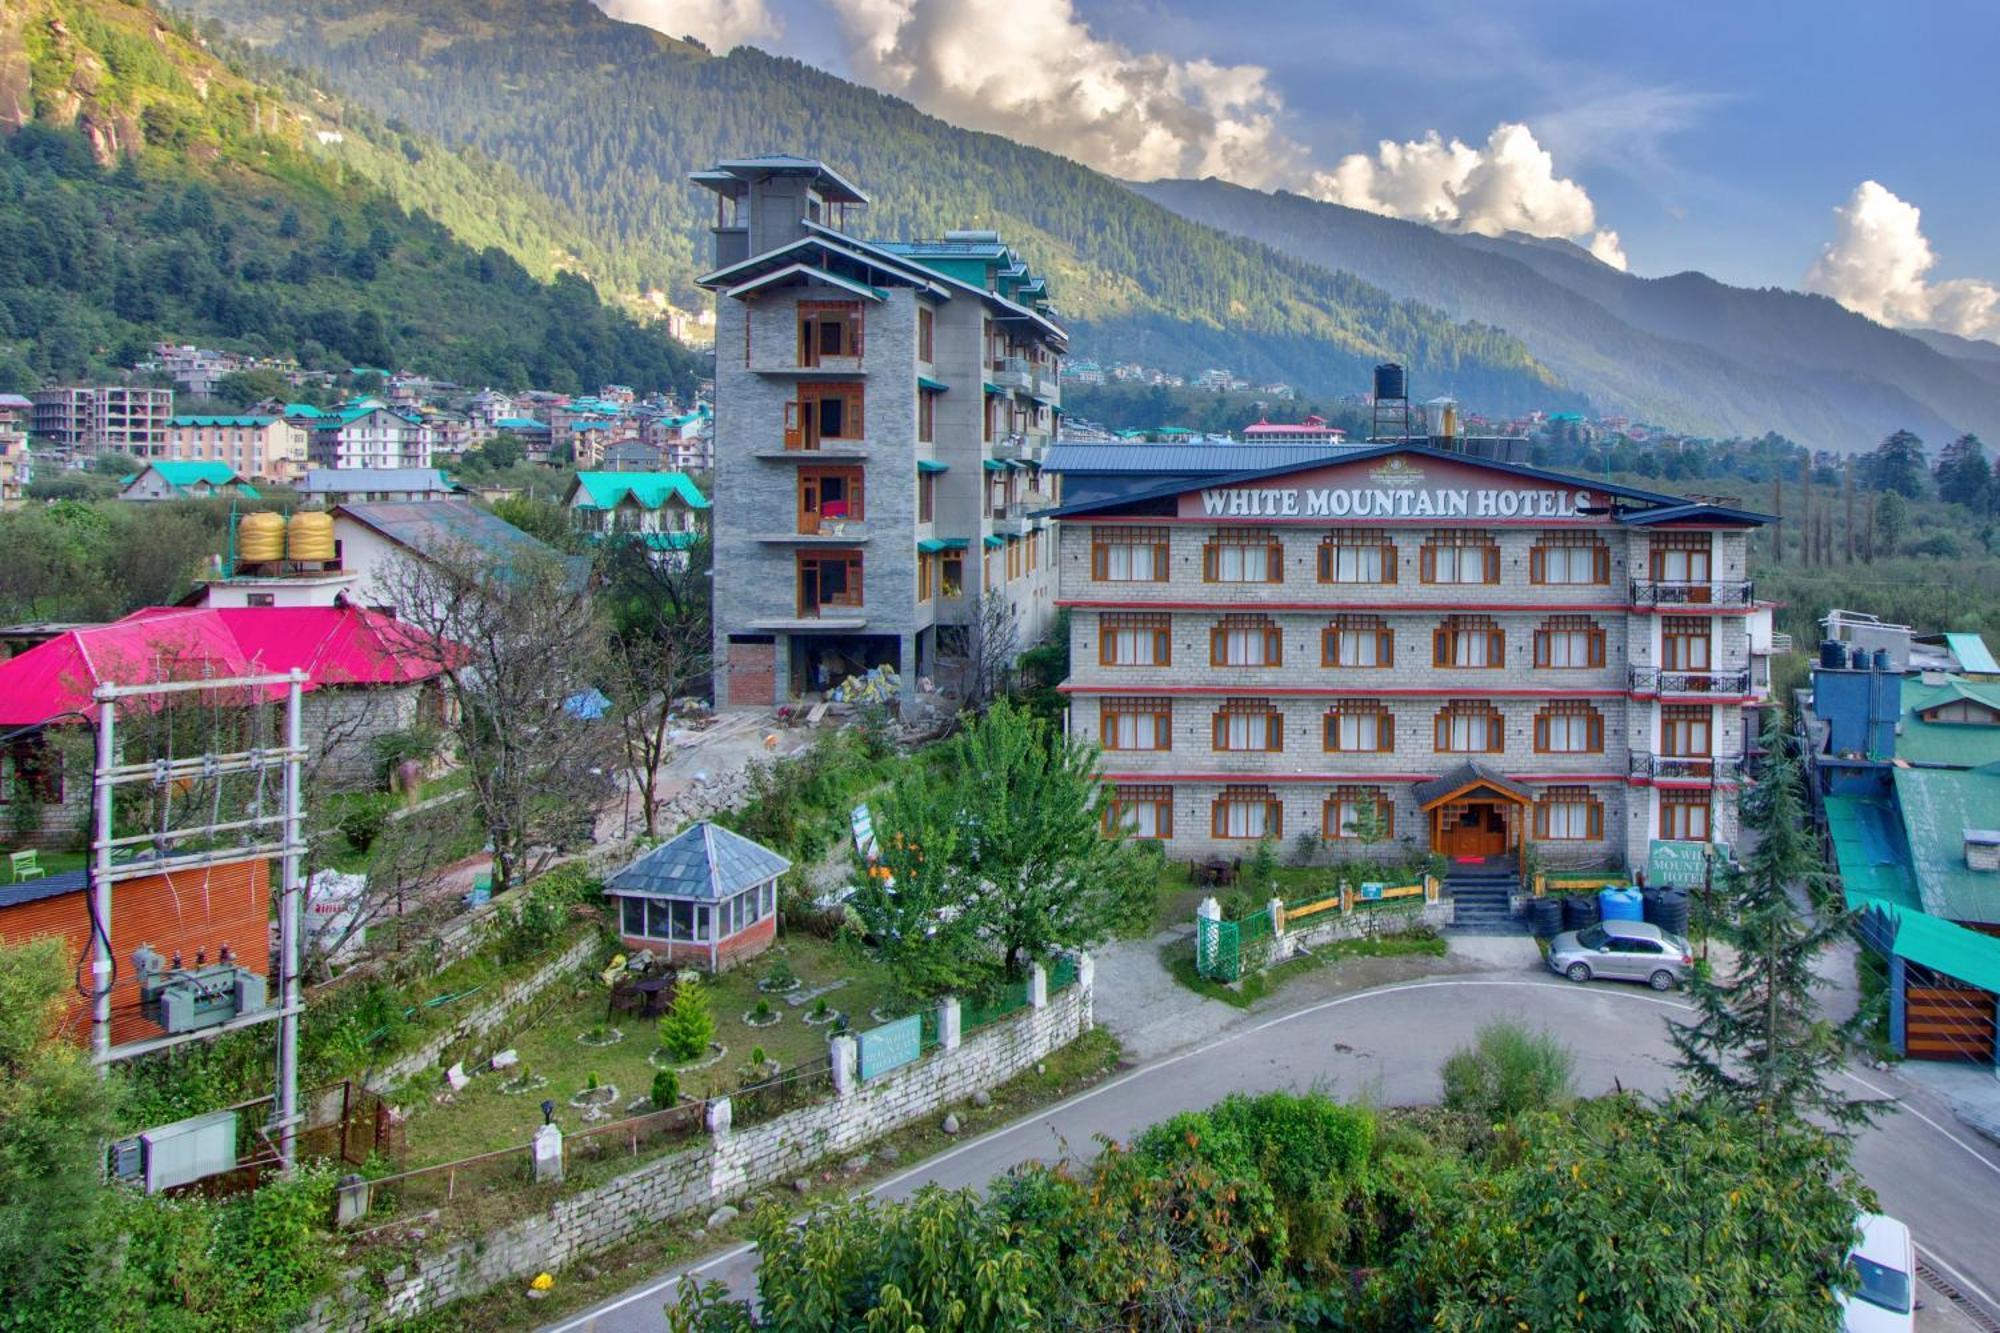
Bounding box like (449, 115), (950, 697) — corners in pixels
(170, 0), (1581, 415)
(1135, 177), (2000, 450)
(0, 0), (702, 394)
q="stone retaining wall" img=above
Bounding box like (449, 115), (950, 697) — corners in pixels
(298, 968), (1092, 1332)
(1269, 901), (1451, 965)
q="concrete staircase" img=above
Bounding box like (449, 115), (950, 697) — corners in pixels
(1445, 860), (1525, 935)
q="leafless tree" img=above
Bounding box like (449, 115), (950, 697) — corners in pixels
(599, 533), (712, 838)
(962, 591), (1019, 711)
(373, 539), (613, 891)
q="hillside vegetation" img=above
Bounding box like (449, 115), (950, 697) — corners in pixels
(0, 0), (702, 394)
(173, 0), (1581, 414)
(1137, 177), (2000, 450)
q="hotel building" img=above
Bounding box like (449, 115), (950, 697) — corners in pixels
(1043, 442), (1780, 868)
(694, 156), (1063, 707)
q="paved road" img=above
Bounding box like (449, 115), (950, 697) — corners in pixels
(549, 970), (2000, 1332)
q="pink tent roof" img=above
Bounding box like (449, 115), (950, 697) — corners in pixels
(0, 607), (453, 726)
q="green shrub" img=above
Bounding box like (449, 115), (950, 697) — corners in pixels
(528, 861), (603, 907)
(658, 975), (716, 1062)
(760, 958), (798, 990)
(1439, 1019), (1576, 1124)
(332, 792), (396, 853)
(372, 723), (445, 785)
(650, 1068), (680, 1107)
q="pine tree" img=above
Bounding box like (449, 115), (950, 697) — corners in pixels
(1669, 714), (1877, 1143)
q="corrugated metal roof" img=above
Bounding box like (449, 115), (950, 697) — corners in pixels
(1895, 676), (2000, 768)
(300, 468), (455, 494)
(335, 499), (556, 568)
(1946, 633), (2000, 675)
(570, 472), (710, 511)
(1891, 767), (2000, 924)
(603, 822), (791, 902)
(1864, 903), (2000, 995)
(1827, 795), (1923, 914)
(0, 868), (86, 911)
(1042, 442), (1357, 473)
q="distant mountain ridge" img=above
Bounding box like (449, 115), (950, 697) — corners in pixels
(1133, 178), (1999, 448)
(173, 0), (1582, 416)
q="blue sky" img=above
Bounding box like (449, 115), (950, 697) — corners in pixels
(608, 0), (1998, 327)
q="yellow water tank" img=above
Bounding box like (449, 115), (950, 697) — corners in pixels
(237, 511), (285, 565)
(287, 510), (335, 563)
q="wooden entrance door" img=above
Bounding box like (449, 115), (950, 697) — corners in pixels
(1437, 801), (1508, 858)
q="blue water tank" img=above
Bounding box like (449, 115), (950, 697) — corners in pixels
(1599, 887), (1644, 922)
(1872, 648), (1892, 672)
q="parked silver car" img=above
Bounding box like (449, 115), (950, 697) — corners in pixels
(1546, 919), (1692, 991)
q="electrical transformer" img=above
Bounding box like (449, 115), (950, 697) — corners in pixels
(132, 944), (268, 1034)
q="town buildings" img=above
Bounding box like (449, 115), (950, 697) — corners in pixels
(297, 467), (459, 506)
(302, 402), (434, 470)
(162, 414), (311, 483)
(564, 471), (709, 563)
(1041, 440), (1781, 868)
(0, 393), (30, 503)
(694, 156), (1063, 707)
(31, 386), (174, 456)
(1242, 414), (1348, 445)
(118, 460), (260, 502)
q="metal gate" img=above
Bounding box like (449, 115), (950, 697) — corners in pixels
(1196, 910), (1274, 982)
(1906, 972), (1997, 1062)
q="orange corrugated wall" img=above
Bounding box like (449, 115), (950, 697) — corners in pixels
(0, 858), (271, 1047)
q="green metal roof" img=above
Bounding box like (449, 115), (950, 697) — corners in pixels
(981, 459), (1006, 471)
(1896, 676), (2000, 767)
(1946, 633), (2000, 675)
(170, 415), (277, 428)
(125, 461), (258, 496)
(917, 376), (950, 393)
(1868, 904), (2000, 995)
(1891, 766), (2000, 924)
(1826, 795), (1922, 915)
(983, 382), (1003, 395)
(916, 538), (953, 554)
(983, 535), (1006, 548)
(570, 471), (711, 512)
(917, 460), (949, 474)
(935, 536), (969, 549)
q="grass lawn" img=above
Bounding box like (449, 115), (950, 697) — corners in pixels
(1162, 926), (1448, 1009)
(396, 933), (911, 1165)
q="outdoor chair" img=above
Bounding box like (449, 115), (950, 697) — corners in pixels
(8, 850), (46, 882)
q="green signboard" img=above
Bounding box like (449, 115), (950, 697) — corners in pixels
(1359, 882), (1385, 902)
(858, 1014), (922, 1081)
(1648, 840), (1711, 889)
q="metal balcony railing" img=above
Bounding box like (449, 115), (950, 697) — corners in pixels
(1628, 666), (1752, 695)
(1629, 753), (1748, 780)
(1629, 578), (1755, 607)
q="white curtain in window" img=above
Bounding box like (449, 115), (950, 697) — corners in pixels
(1120, 802), (1164, 838)
(1106, 543), (1158, 580)
(1433, 546), (1488, 583)
(1545, 801), (1593, 838)
(1448, 713), (1495, 751)
(1215, 544), (1271, 582)
(1109, 629), (1155, 665)
(1110, 710), (1162, 749)
(1223, 629), (1270, 666)
(1328, 546), (1383, 582)
(1656, 549), (1711, 581)
(1336, 630), (1381, 666)
(1223, 800), (1269, 838)
(1543, 546), (1597, 583)
(1546, 631), (1592, 667)
(1334, 712), (1381, 751)
(1223, 712), (1272, 750)
(1545, 714), (1593, 752)
(1452, 632), (1493, 667)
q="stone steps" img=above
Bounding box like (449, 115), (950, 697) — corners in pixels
(1446, 870), (1525, 935)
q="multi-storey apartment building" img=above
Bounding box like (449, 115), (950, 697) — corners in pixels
(1044, 442), (1778, 868)
(307, 404), (433, 470)
(163, 414), (311, 483)
(0, 393), (30, 503)
(694, 156), (1063, 707)
(31, 386), (174, 456)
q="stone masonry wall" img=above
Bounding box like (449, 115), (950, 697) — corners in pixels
(297, 974), (1092, 1332)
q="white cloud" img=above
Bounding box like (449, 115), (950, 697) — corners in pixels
(595, 0), (780, 53)
(824, 0), (1306, 187)
(1804, 180), (2000, 339)
(1307, 122), (1626, 270)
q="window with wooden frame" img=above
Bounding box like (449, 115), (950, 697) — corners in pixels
(1659, 788), (1711, 841)
(1530, 532), (1610, 585)
(1101, 697), (1172, 751)
(1661, 616), (1713, 671)
(1317, 529), (1397, 584)
(1419, 529), (1500, 584)
(1533, 614), (1606, 668)
(1324, 701), (1394, 753)
(1212, 785), (1282, 839)
(918, 389), (937, 444)
(1649, 532), (1713, 585)
(1091, 526), (1169, 582)
(1323, 614), (1393, 668)
(1435, 700), (1504, 753)
(1212, 698), (1284, 752)
(1202, 527), (1284, 583)
(917, 551), (938, 602)
(1100, 613), (1171, 667)
(917, 468), (936, 523)
(941, 552), (964, 598)
(1535, 786), (1604, 840)
(1324, 786), (1394, 840)
(1661, 704), (1713, 757)
(917, 306), (935, 363)
(797, 549), (863, 614)
(1211, 614), (1283, 668)
(1534, 700), (1604, 753)
(797, 301), (863, 366)
(1104, 785), (1172, 839)
(984, 391), (1000, 443)
(798, 467), (864, 532)
(783, 382), (864, 449)
(1027, 530), (1040, 572)
(1006, 536), (1023, 581)
(1434, 614), (1504, 668)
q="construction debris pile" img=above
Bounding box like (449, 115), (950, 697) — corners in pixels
(827, 664), (900, 704)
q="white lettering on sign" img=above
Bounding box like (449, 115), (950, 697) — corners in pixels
(1202, 486), (1592, 520)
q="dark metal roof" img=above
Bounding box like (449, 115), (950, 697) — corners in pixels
(1412, 761), (1534, 810)
(1044, 442), (1778, 526)
(603, 822), (792, 902)
(0, 868), (86, 911)
(1042, 443), (1360, 474)
(688, 156), (869, 205)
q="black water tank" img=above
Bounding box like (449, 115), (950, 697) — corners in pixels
(1529, 896), (1563, 938)
(1819, 640), (1844, 669)
(1641, 888), (1665, 925)
(1652, 890), (1691, 938)
(1374, 362), (1406, 401)
(1561, 894), (1601, 931)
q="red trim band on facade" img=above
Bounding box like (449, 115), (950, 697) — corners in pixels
(1057, 599), (1633, 614)
(1100, 771), (1677, 788)
(1065, 684), (1627, 699)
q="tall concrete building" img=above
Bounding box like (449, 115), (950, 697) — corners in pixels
(31, 386), (173, 456)
(694, 156), (1064, 707)
(1042, 441), (1782, 869)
